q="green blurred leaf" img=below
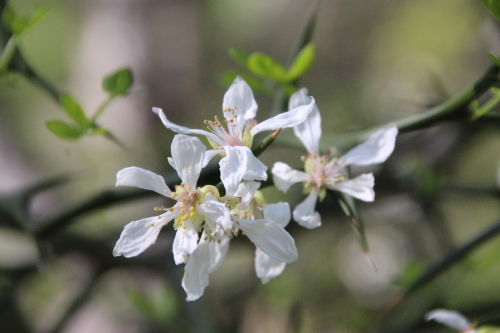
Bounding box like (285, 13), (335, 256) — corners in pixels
(46, 120), (83, 141)
(393, 260), (425, 289)
(482, 0), (500, 21)
(102, 68), (133, 96)
(221, 71), (263, 92)
(1, 5), (48, 36)
(247, 53), (288, 82)
(286, 43), (315, 81)
(478, 326), (500, 333)
(59, 93), (89, 128)
(228, 48), (250, 67)
(280, 82), (296, 96)
(488, 52), (500, 66)
(87, 127), (108, 136)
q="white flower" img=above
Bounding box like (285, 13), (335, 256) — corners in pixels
(425, 309), (477, 333)
(152, 76), (315, 196)
(113, 134), (232, 300)
(231, 181), (295, 284)
(114, 134), (298, 301)
(272, 88), (398, 229)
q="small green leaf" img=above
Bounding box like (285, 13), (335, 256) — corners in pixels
(46, 120), (83, 141)
(102, 68), (134, 95)
(482, 0), (500, 21)
(280, 82), (296, 96)
(221, 71), (263, 92)
(228, 48), (249, 67)
(1, 5), (48, 36)
(247, 53), (288, 82)
(87, 127), (108, 136)
(286, 43), (315, 81)
(59, 93), (89, 128)
(488, 52), (500, 66)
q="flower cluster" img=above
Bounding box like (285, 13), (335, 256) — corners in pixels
(113, 77), (398, 301)
(273, 88), (398, 228)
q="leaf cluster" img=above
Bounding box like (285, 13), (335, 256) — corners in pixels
(223, 43), (315, 96)
(46, 69), (134, 141)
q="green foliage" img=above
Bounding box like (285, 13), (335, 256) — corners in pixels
(228, 48), (250, 67)
(225, 43), (315, 97)
(1, 4), (48, 36)
(45, 120), (83, 141)
(60, 93), (90, 128)
(247, 52), (288, 82)
(45, 69), (135, 142)
(102, 68), (134, 96)
(488, 52), (500, 66)
(478, 326), (500, 333)
(393, 260), (425, 289)
(482, 0), (500, 21)
(285, 43), (315, 82)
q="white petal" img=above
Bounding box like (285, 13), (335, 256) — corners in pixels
(250, 97), (315, 136)
(222, 76), (258, 122)
(340, 124), (398, 166)
(116, 167), (171, 197)
(263, 202), (291, 228)
(209, 232), (230, 274)
(197, 195), (232, 231)
(234, 180), (261, 208)
(272, 162), (310, 192)
(293, 189), (321, 228)
(234, 217), (298, 263)
(167, 157), (176, 171)
(153, 107), (225, 146)
(172, 220), (199, 265)
(220, 146), (267, 196)
(290, 88), (322, 153)
(255, 247), (287, 284)
(113, 212), (176, 257)
(182, 240), (210, 301)
(171, 134), (206, 188)
(331, 173), (375, 202)
(425, 309), (471, 331)
(203, 149), (222, 168)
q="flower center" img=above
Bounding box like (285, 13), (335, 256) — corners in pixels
(203, 107), (245, 147)
(170, 183), (202, 229)
(304, 153), (346, 189)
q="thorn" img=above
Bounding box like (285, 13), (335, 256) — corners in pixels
(271, 127), (282, 139)
(363, 248), (378, 272)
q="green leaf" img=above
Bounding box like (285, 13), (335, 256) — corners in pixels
(59, 93), (89, 128)
(280, 82), (296, 96)
(482, 0), (500, 21)
(247, 53), (288, 82)
(286, 43), (315, 81)
(221, 71), (263, 92)
(1, 5), (48, 36)
(228, 48), (249, 67)
(87, 127), (108, 136)
(488, 52), (500, 66)
(46, 120), (83, 141)
(102, 68), (134, 95)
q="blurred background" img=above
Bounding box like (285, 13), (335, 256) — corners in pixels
(1, 0), (500, 332)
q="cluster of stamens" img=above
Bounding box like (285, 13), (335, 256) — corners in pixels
(202, 107), (245, 147)
(304, 153), (346, 189)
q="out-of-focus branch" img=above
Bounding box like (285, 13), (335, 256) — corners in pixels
(404, 217), (500, 297)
